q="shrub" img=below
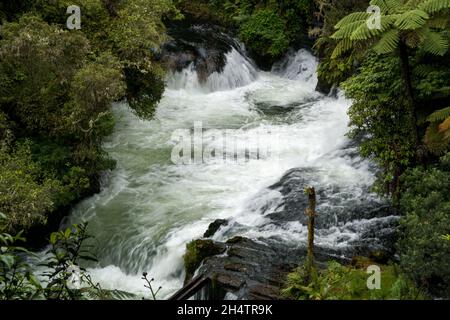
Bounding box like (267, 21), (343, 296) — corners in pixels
(239, 8), (290, 57)
(283, 261), (426, 300)
(398, 152), (450, 297)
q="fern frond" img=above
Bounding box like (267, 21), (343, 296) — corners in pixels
(420, 28), (449, 55)
(439, 117), (450, 132)
(331, 38), (354, 58)
(424, 121), (450, 155)
(332, 20), (367, 39)
(335, 12), (371, 29)
(370, 0), (403, 13)
(425, 13), (450, 29)
(395, 9), (429, 30)
(428, 107), (450, 122)
(413, 64), (438, 77)
(350, 23), (387, 40)
(418, 0), (450, 14)
(374, 29), (400, 53)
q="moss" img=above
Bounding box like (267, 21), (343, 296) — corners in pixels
(183, 239), (226, 283)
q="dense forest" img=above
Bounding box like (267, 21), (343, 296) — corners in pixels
(0, 0), (449, 300)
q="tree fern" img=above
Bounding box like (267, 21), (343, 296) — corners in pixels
(425, 107), (450, 154)
(418, 0), (450, 14)
(395, 9), (429, 29)
(331, 38), (354, 58)
(439, 117), (450, 134)
(420, 28), (448, 55)
(334, 12), (371, 29)
(374, 29), (400, 53)
(370, 0), (403, 13)
(332, 20), (367, 39)
(426, 13), (450, 29)
(425, 121), (450, 154)
(428, 107), (450, 122)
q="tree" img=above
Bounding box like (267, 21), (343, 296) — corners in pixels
(0, 142), (61, 232)
(331, 0), (450, 151)
(343, 53), (416, 196)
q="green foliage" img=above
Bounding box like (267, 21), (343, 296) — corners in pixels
(343, 53), (416, 195)
(412, 56), (450, 155)
(0, 215), (98, 300)
(398, 153), (450, 296)
(33, 0), (110, 44)
(0, 142), (61, 232)
(0, 213), (42, 299)
(283, 261), (426, 300)
(108, 0), (179, 118)
(239, 8), (289, 57)
(0, 215), (146, 300)
(176, 0), (313, 60)
(331, 0), (450, 58)
(313, 0), (369, 86)
(0, 15), (125, 230)
(0, 15), (90, 135)
(43, 223), (102, 300)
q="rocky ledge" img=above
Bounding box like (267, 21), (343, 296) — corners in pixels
(180, 164), (399, 300)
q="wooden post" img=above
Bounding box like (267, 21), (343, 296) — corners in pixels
(305, 187), (316, 274)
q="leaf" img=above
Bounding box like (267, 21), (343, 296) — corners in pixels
(427, 107), (450, 122)
(50, 232), (57, 245)
(394, 10), (429, 30)
(374, 29), (400, 54)
(371, 0), (403, 13)
(424, 121), (450, 155)
(335, 12), (371, 29)
(438, 117), (450, 133)
(28, 274), (43, 289)
(418, 0), (450, 14)
(331, 38), (354, 58)
(332, 20), (367, 40)
(0, 254), (15, 269)
(420, 29), (449, 55)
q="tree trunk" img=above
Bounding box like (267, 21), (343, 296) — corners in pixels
(399, 40), (420, 154)
(305, 187), (316, 276)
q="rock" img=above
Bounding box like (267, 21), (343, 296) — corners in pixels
(204, 219), (228, 238)
(248, 284), (281, 300)
(183, 239), (226, 284)
(315, 72), (333, 95)
(161, 22), (236, 82)
(181, 163), (399, 300)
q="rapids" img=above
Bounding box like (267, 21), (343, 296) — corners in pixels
(66, 43), (395, 299)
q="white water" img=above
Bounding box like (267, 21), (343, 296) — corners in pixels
(67, 48), (379, 299)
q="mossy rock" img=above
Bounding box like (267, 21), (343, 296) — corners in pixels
(184, 239), (226, 283)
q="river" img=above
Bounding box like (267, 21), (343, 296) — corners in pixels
(66, 43), (395, 299)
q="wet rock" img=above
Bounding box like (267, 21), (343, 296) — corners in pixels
(182, 164), (399, 300)
(204, 219), (228, 238)
(248, 284), (280, 300)
(315, 73), (333, 95)
(184, 239), (226, 283)
(186, 232), (353, 300)
(161, 22), (238, 82)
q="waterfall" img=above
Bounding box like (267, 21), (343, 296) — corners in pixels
(66, 45), (394, 299)
(166, 47), (258, 92)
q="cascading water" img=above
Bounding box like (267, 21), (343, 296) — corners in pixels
(66, 40), (397, 299)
